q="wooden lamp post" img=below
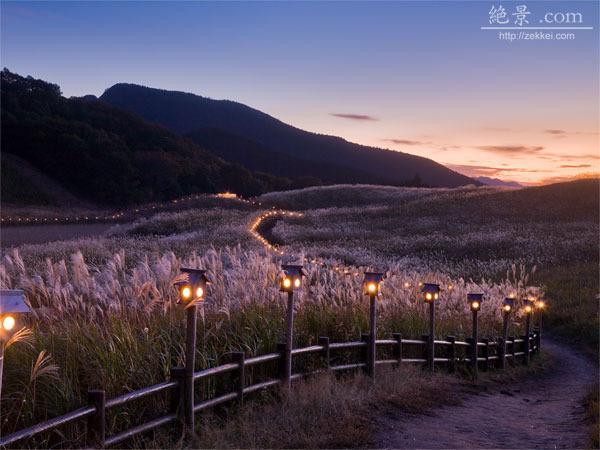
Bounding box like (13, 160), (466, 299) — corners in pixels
(499, 297), (514, 369)
(278, 264), (305, 389)
(0, 290), (31, 401)
(467, 293), (483, 378)
(522, 298), (534, 366)
(421, 283), (440, 372)
(534, 298), (546, 352)
(362, 272), (384, 378)
(172, 268), (209, 436)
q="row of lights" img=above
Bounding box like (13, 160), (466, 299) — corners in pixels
(248, 210), (304, 255)
(172, 264), (546, 315)
(1, 192), (259, 225)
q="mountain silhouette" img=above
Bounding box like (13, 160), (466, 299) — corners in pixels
(100, 84), (476, 188)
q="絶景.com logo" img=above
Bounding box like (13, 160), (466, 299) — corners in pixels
(482, 4), (593, 42)
(487, 4), (586, 27)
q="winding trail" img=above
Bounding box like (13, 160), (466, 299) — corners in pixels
(252, 214), (597, 449)
(375, 340), (597, 449)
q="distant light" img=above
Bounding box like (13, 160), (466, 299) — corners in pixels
(217, 192), (237, 199)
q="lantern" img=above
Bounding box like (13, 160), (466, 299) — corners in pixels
(422, 283), (440, 303)
(467, 293), (483, 312)
(280, 265), (305, 293)
(363, 272), (384, 296)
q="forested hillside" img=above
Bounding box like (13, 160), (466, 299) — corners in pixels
(0, 70), (304, 206)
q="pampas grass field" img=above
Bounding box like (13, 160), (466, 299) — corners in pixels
(0, 180), (597, 447)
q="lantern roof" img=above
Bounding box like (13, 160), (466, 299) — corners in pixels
(467, 293), (484, 302)
(502, 298), (515, 307)
(0, 289), (30, 314)
(363, 272), (384, 283)
(174, 268), (210, 286)
(282, 264), (306, 277)
(421, 283), (440, 293)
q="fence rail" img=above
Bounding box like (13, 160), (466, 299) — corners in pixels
(0, 329), (540, 448)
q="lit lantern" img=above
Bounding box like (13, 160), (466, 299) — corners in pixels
(502, 297), (515, 313)
(535, 299), (546, 310)
(523, 299), (534, 314)
(0, 290), (30, 342)
(421, 283), (440, 303)
(363, 272), (384, 296)
(173, 268), (210, 304)
(280, 265), (305, 293)
(467, 293), (483, 312)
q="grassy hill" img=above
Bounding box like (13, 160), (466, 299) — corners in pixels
(100, 83), (477, 188)
(0, 70), (306, 206)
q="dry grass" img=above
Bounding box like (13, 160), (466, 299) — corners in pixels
(191, 366), (462, 449)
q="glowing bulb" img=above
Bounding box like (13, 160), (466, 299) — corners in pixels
(181, 286), (192, 300)
(509, 293), (515, 299)
(196, 287), (204, 299)
(367, 282), (377, 293)
(434, 293), (439, 300)
(503, 305), (511, 312)
(2, 315), (15, 331)
(525, 305), (532, 314)
(404, 282), (410, 288)
(472, 301), (480, 310)
(283, 278), (292, 289)
(425, 293), (433, 301)
(294, 278), (301, 288)
(536, 301), (546, 309)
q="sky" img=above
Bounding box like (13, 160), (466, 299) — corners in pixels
(2, 1), (599, 184)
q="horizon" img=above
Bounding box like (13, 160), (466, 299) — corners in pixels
(2, 1), (599, 185)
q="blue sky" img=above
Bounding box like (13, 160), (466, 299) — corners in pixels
(2, 1), (599, 183)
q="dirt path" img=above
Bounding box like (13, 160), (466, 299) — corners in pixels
(375, 339), (597, 449)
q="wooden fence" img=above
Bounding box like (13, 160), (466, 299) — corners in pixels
(0, 328), (540, 448)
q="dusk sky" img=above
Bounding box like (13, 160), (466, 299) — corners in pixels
(2, 1), (598, 184)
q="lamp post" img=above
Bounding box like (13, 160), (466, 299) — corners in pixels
(173, 268), (209, 435)
(468, 293), (483, 378)
(0, 290), (31, 401)
(363, 272), (384, 378)
(499, 298), (514, 369)
(535, 299), (546, 352)
(279, 264), (305, 389)
(422, 283), (440, 372)
(523, 299), (534, 366)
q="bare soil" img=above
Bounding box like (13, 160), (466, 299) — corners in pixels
(375, 340), (597, 449)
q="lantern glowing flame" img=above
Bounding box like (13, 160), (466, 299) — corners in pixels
(181, 286), (192, 301)
(2, 315), (15, 331)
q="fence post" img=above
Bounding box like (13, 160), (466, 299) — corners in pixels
(170, 367), (186, 419)
(228, 352), (245, 404)
(277, 342), (288, 382)
(368, 293), (377, 378)
(521, 334), (529, 366)
(427, 302), (435, 373)
(523, 309), (532, 366)
(421, 334), (429, 368)
(482, 338), (490, 371)
(318, 337), (330, 370)
(87, 389), (106, 448)
(497, 337), (505, 370)
(393, 333), (403, 366)
(361, 333), (371, 376)
(446, 336), (456, 373)
(471, 310), (479, 378)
